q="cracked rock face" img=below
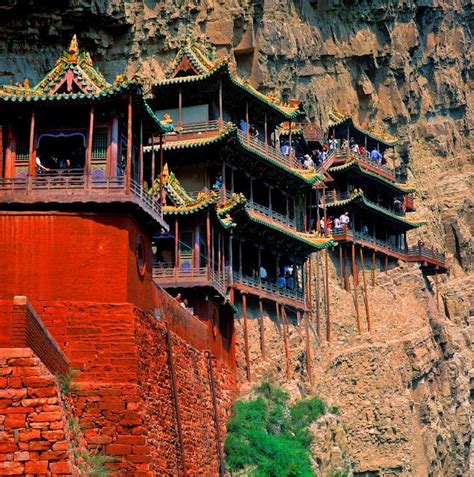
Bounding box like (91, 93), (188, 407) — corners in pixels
(0, 0), (472, 475)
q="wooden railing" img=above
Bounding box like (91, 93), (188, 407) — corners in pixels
(177, 120), (220, 134)
(233, 273), (304, 304)
(247, 200), (297, 230)
(333, 148), (396, 179)
(407, 245), (445, 264)
(0, 173), (165, 227)
(237, 129), (304, 170)
(152, 265), (228, 298)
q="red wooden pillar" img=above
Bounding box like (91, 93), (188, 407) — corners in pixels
(281, 305), (291, 381)
(435, 267), (439, 311)
(110, 116), (118, 177)
(206, 211), (211, 277)
(159, 133), (165, 205)
(151, 135), (155, 192)
(352, 244), (361, 333)
(259, 299), (265, 359)
(0, 126), (3, 178)
(126, 94), (133, 192)
(218, 78), (223, 130)
(304, 310), (312, 385)
(359, 248), (371, 332)
(28, 109), (36, 176)
(325, 250), (331, 342)
(372, 250), (376, 286)
(138, 118), (144, 186)
(242, 293), (251, 381)
(86, 105), (95, 188)
(174, 217), (179, 268)
(315, 254), (321, 338)
(4, 125), (15, 178)
(178, 88), (183, 127)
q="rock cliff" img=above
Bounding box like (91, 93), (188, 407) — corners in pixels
(0, 0), (472, 475)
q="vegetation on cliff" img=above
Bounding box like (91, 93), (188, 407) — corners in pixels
(224, 382), (336, 476)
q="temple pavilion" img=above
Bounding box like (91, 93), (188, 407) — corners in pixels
(0, 35), (171, 232)
(145, 37), (334, 373)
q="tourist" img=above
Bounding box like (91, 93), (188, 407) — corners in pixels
(393, 197), (403, 215)
(333, 216), (341, 230)
(180, 298), (188, 309)
(240, 119), (247, 133)
(339, 211), (350, 229)
(303, 154), (314, 169)
(370, 148), (382, 163)
(326, 216), (333, 234)
(352, 143), (359, 154)
(213, 173), (223, 190)
(319, 218), (325, 236)
(329, 138), (336, 150)
(341, 138), (348, 150)
(175, 293), (182, 304)
(277, 273), (286, 288)
(280, 142), (290, 155)
(250, 125), (259, 138)
(259, 265), (268, 282)
(362, 224), (369, 235)
(35, 154), (50, 174)
(286, 273), (294, 290)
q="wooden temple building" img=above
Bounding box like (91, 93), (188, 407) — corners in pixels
(145, 37), (335, 376)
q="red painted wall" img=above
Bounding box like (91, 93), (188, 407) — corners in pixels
(0, 212), (158, 312)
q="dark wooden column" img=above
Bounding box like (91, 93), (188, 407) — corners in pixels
(359, 248), (371, 332)
(352, 244), (361, 333)
(218, 78), (223, 130)
(159, 133), (165, 205)
(86, 105), (95, 189)
(126, 94), (133, 192)
(28, 109), (36, 176)
(138, 118), (143, 186)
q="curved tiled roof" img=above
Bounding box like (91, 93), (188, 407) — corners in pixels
(327, 111), (398, 147)
(329, 159), (415, 193)
(324, 189), (425, 229)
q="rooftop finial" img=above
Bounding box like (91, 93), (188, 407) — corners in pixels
(68, 34), (79, 62)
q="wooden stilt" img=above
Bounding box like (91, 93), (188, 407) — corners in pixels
(259, 299), (265, 359)
(325, 250), (331, 342)
(384, 254), (388, 272)
(304, 311), (312, 386)
(138, 118), (143, 186)
(359, 248), (371, 332)
(159, 133), (165, 205)
(126, 94), (132, 193)
(371, 250), (376, 286)
(315, 254), (321, 338)
(352, 244), (361, 333)
(435, 267), (439, 311)
(174, 217), (179, 268)
(281, 305), (291, 381)
(242, 293), (251, 382)
(343, 245), (349, 290)
(339, 246), (344, 287)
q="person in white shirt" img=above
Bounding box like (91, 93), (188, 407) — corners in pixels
(303, 154), (314, 169)
(352, 143), (359, 154)
(35, 154), (50, 174)
(333, 217), (341, 229)
(319, 218), (325, 235)
(259, 266), (268, 281)
(339, 211), (350, 229)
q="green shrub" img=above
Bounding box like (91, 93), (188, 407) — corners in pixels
(56, 369), (79, 395)
(225, 382), (332, 476)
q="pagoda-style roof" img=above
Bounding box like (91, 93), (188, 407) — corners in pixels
(154, 37), (304, 121)
(329, 159), (415, 194)
(144, 123), (322, 186)
(324, 189), (425, 230)
(0, 35), (172, 133)
(327, 111), (398, 147)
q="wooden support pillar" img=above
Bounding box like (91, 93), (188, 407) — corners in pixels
(165, 323), (187, 477)
(28, 109), (36, 176)
(306, 259), (312, 326)
(151, 136), (155, 192)
(4, 125), (15, 178)
(325, 250), (331, 342)
(228, 233), (233, 285)
(322, 186), (327, 234)
(221, 233), (225, 278)
(178, 88), (183, 127)
(230, 167), (234, 194)
(359, 248), (371, 332)
(126, 94), (132, 192)
(281, 305), (291, 381)
(264, 112), (268, 152)
(174, 217), (179, 268)
(110, 116), (119, 177)
(352, 244), (361, 333)
(316, 189), (321, 233)
(221, 161), (226, 201)
(371, 250), (376, 286)
(315, 254), (321, 338)
(242, 293), (251, 381)
(384, 254), (388, 272)
(304, 310), (312, 385)
(206, 211), (211, 276)
(435, 267), (439, 311)
(304, 194), (308, 233)
(249, 177), (254, 201)
(343, 245), (349, 290)
(86, 105), (95, 189)
(245, 101), (249, 143)
(138, 118), (144, 186)
(194, 220), (200, 269)
(218, 78), (223, 130)
(288, 120), (292, 156)
(268, 186), (272, 211)
(207, 352), (224, 477)
(259, 299), (265, 358)
(159, 133), (165, 205)
(339, 246), (344, 287)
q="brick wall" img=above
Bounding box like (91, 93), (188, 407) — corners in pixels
(0, 348), (75, 476)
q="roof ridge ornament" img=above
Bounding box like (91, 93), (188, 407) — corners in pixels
(68, 34), (79, 63)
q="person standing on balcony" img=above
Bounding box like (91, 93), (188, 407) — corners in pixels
(340, 211), (350, 231)
(213, 173), (223, 190)
(319, 218), (325, 236)
(35, 154), (50, 174)
(277, 273), (286, 288)
(334, 216), (341, 231)
(326, 217), (333, 235)
(259, 265), (268, 283)
(303, 154), (314, 169)
(286, 273), (294, 290)
(370, 148), (382, 163)
(329, 138), (336, 150)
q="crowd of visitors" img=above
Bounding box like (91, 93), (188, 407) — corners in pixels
(175, 293), (194, 314)
(253, 264), (298, 292)
(319, 211), (351, 236)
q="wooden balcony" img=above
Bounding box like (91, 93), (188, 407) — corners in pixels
(163, 120), (221, 143)
(232, 273), (305, 310)
(331, 227), (446, 271)
(0, 172), (168, 230)
(152, 266), (228, 299)
(247, 200), (297, 230)
(332, 148), (396, 181)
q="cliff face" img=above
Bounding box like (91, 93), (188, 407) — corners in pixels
(0, 0), (472, 475)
